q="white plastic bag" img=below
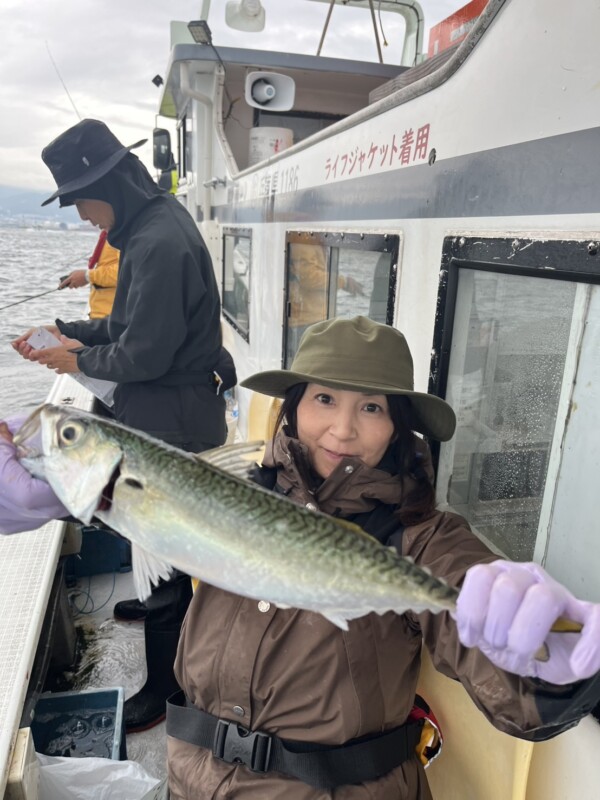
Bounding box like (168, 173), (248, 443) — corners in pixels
(37, 753), (164, 800)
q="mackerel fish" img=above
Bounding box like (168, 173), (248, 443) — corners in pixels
(15, 403), (459, 629)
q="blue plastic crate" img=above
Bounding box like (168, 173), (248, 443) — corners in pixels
(31, 687), (126, 760)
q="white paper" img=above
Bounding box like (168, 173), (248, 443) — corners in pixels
(25, 327), (63, 350)
(27, 327), (117, 407)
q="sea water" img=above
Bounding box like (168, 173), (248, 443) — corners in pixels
(0, 226), (95, 418)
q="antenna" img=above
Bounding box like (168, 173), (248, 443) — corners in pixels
(45, 41), (82, 120)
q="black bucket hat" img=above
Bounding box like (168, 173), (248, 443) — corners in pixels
(41, 119), (147, 206)
(241, 316), (457, 441)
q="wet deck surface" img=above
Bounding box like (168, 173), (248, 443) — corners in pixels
(66, 571), (167, 782)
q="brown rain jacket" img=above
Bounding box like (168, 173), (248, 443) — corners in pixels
(168, 431), (598, 799)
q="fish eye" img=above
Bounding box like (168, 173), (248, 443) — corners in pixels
(58, 421), (85, 446)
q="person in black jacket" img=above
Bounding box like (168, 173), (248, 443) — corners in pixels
(12, 119), (235, 733)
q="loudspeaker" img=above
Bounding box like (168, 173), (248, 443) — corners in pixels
(244, 71), (296, 111)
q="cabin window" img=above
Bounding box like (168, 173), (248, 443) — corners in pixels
(432, 236), (600, 562)
(222, 229), (251, 340)
(284, 231), (399, 366)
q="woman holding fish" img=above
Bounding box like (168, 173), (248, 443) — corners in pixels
(165, 316), (600, 799)
(4, 316), (600, 798)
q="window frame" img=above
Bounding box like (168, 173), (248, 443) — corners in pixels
(283, 230), (400, 367)
(176, 115), (193, 179)
(222, 227), (253, 341)
(428, 234), (600, 555)
(430, 236), (600, 424)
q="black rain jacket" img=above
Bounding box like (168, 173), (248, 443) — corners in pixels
(57, 154), (227, 450)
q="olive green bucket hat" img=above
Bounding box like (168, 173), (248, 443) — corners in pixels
(241, 316), (456, 441)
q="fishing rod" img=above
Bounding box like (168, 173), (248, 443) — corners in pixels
(45, 40), (82, 120)
(0, 286), (67, 313)
(0, 255), (89, 313)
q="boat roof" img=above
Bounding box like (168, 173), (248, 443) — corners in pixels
(159, 44), (405, 118)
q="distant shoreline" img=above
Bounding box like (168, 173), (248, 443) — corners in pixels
(0, 184), (83, 227)
(0, 219), (95, 232)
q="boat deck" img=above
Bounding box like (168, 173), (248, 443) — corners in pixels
(65, 569), (168, 782)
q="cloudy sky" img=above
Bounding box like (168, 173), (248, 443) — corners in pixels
(0, 0), (458, 192)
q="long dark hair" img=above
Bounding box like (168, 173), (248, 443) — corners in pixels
(273, 384), (436, 525)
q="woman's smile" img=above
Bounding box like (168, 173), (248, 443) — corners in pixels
(296, 383), (395, 479)
(322, 447), (357, 461)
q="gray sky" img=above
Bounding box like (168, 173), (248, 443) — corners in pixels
(0, 0), (458, 192)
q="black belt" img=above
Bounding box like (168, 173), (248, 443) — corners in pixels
(146, 370), (223, 392)
(166, 691), (422, 789)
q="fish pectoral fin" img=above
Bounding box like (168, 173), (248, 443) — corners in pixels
(131, 543), (174, 601)
(195, 440), (266, 481)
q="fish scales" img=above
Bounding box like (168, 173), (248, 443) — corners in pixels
(93, 411), (453, 613)
(17, 404), (460, 628)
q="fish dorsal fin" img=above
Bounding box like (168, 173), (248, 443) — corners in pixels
(333, 514), (379, 544)
(195, 440), (266, 481)
(131, 543), (174, 601)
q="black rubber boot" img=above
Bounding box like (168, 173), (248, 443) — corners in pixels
(114, 598), (148, 622)
(124, 626), (182, 732)
(124, 572), (193, 733)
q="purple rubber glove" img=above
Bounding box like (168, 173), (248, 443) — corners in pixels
(5, 412), (41, 444)
(0, 412), (68, 534)
(456, 560), (600, 685)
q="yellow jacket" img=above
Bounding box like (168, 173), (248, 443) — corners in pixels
(89, 240), (119, 319)
(288, 243), (359, 326)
